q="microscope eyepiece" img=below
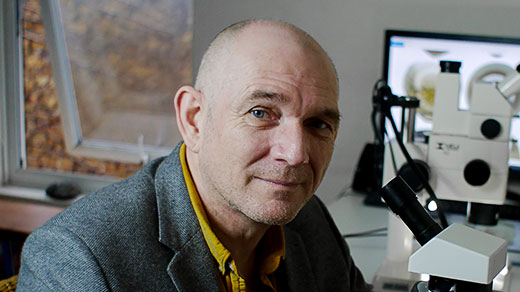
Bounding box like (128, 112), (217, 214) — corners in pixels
(439, 60), (462, 73)
(379, 176), (443, 245)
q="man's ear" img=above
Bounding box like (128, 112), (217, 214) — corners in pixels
(174, 85), (204, 153)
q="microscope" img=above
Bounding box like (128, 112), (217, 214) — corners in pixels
(373, 60), (520, 292)
(380, 175), (507, 292)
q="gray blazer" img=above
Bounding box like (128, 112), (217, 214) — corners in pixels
(17, 143), (371, 292)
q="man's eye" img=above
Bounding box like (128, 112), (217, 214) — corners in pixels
(246, 108), (278, 127)
(251, 109), (267, 119)
(309, 119), (330, 130)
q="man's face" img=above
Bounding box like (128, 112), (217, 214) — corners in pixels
(197, 26), (339, 225)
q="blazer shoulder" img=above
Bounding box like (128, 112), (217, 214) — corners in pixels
(18, 224), (110, 291)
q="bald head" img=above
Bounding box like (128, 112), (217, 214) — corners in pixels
(194, 20), (338, 97)
(174, 19), (341, 228)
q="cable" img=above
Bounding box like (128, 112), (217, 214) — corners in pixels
(371, 80), (448, 228)
(336, 184), (353, 199)
(343, 227), (388, 238)
(400, 107), (406, 141)
(343, 233), (387, 239)
(384, 128), (398, 175)
(371, 109), (384, 145)
(384, 107), (449, 228)
(372, 79), (386, 145)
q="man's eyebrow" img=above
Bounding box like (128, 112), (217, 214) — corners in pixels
(249, 89), (288, 103)
(320, 109), (342, 127)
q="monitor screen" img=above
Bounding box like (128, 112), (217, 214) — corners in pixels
(383, 30), (520, 168)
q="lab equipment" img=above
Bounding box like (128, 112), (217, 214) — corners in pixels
(354, 30), (520, 205)
(382, 30), (520, 170)
(380, 176), (507, 292)
(373, 61), (520, 292)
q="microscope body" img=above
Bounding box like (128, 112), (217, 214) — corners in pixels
(374, 62), (520, 291)
(428, 66), (512, 205)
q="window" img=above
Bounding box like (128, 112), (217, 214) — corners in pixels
(0, 0), (193, 202)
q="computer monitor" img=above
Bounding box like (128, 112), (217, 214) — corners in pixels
(383, 30), (520, 170)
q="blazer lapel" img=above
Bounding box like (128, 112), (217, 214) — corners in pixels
(167, 231), (221, 292)
(282, 227), (319, 292)
(154, 143), (221, 291)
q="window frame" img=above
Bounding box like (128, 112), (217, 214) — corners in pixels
(39, 0), (173, 164)
(0, 0), (119, 205)
(1, 0), (191, 204)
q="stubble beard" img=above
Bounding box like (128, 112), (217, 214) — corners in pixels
(198, 113), (314, 226)
(201, 159), (313, 226)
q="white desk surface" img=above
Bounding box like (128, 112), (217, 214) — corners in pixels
(326, 192), (520, 291)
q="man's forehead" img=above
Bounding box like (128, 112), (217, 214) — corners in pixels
(196, 20), (338, 100)
(232, 65), (339, 103)
(208, 22), (338, 110)
(222, 57), (339, 112)
(232, 25), (337, 88)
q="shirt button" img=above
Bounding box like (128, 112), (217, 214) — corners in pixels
(218, 266), (223, 272)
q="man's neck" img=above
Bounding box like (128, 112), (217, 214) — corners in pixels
(200, 188), (269, 281)
(186, 150), (269, 282)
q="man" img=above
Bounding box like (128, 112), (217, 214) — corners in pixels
(18, 19), (371, 291)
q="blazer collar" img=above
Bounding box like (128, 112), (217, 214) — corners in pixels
(154, 142), (220, 291)
(281, 227), (319, 292)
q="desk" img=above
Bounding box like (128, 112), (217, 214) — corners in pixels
(327, 193), (520, 291)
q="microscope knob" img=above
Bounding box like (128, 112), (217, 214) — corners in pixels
(464, 159), (490, 186)
(397, 160), (430, 192)
(481, 119), (501, 139)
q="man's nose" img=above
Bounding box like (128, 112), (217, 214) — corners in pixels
(272, 123), (310, 166)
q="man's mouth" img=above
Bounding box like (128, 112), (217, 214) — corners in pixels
(256, 177), (302, 188)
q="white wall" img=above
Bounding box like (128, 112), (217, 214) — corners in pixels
(192, 0), (520, 204)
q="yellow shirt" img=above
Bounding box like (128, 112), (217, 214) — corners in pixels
(179, 143), (285, 292)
